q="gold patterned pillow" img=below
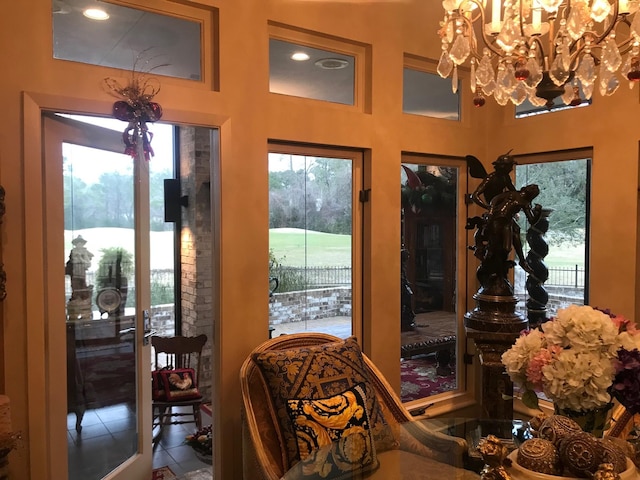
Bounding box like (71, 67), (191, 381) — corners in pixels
(286, 383), (378, 478)
(252, 336), (396, 470)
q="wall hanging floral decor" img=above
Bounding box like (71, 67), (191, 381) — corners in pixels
(103, 54), (165, 160)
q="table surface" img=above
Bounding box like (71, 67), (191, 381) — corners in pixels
(278, 417), (529, 480)
(280, 417), (640, 479)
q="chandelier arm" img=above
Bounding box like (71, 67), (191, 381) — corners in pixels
(453, 4), (507, 59)
(527, 36), (547, 70)
(458, 0), (486, 23)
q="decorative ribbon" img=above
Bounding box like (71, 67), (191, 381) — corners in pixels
(103, 75), (163, 160)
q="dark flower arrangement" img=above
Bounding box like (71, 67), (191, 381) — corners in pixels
(185, 424), (212, 457)
(611, 347), (640, 415)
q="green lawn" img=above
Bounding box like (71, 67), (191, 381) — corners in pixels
(270, 228), (351, 266)
(525, 241), (585, 268)
(268, 228), (585, 268)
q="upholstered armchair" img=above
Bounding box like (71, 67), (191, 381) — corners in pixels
(240, 332), (475, 480)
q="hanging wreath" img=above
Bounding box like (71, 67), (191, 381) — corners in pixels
(103, 52), (166, 160)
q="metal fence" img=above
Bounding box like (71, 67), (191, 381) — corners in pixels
(273, 265), (584, 289)
(545, 265), (585, 288)
(75, 265), (582, 297)
(275, 266), (352, 287)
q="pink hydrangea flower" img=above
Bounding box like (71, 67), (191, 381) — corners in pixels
(526, 347), (559, 390)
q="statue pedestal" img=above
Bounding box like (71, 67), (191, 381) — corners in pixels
(465, 293), (527, 422)
(464, 293), (527, 333)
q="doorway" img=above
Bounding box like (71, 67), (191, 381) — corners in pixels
(44, 113), (215, 479)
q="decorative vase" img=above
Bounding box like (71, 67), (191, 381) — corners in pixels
(553, 402), (614, 438)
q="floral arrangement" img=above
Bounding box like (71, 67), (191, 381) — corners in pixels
(501, 304), (640, 412)
(185, 424), (212, 457)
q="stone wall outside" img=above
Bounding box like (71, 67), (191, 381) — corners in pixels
(269, 287), (352, 325)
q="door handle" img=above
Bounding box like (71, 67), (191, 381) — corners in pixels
(143, 309), (156, 346)
(119, 310), (156, 345)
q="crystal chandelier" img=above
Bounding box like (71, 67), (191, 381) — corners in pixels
(437, 1), (640, 108)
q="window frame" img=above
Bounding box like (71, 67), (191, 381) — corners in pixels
(267, 141), (365, 342)
(52, 0), (220, 91)
(511, 148), (593, 416)
(400, 152), (472, 407)
(268, 22), (371, 112)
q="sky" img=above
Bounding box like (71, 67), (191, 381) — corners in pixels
(63, 114), (174, 184)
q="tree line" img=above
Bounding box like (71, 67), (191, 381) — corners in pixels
(64, 168), (173, 231)
(269, 157), (352, 235)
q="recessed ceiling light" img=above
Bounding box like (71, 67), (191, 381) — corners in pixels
(314, 58), (349, 70)
(291, 52), (310, 61)
(83, 8), (110, 20)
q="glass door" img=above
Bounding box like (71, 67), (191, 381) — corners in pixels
(43, 113), (153, 479)
(268, 144), (363, 340)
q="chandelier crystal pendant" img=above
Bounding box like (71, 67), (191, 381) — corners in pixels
(437, 0), (640, 108)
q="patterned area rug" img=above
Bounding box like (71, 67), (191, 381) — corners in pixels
(400, 354), (457, 402)
(152, 466), (177, 480)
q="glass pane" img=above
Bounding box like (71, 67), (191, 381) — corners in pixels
(515, 93), (590, 118)
(268, 153), (353, 338)
(53, 0), (202, 81)
(403, 68), (460, 120)
(65, 142), (138, 479)
(400, 163), (459, 402)
(514, 159), (590, 322)
(149, 127), (175, 337)
(269, 39), (355, 105)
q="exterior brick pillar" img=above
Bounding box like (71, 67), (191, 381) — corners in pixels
(179, 127), (213, 402)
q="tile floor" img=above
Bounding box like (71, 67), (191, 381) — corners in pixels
(67, 404), (211, 479)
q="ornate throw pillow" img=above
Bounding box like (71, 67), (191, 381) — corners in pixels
(252, 336), (397, 470)
(286, 383), (378, 479)
(158, 368), (201, 401)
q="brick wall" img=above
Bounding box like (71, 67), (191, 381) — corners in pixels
(269, 287), (352, 324)
(178, 127), (213, 402)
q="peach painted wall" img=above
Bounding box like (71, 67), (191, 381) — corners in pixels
(0, 1), (637, 479)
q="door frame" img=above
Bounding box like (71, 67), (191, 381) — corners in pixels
(42, 111), (152, 479)
(267, 142), (365, 345)
(22, 92), (226, 479)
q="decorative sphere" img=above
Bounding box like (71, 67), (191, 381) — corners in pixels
(538, 414), (582, 447)
(516, 438), (562, 475)
(599, 438), (628, 473)
(559, 431), (601, 477)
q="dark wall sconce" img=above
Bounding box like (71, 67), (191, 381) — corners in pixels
(164, 179), (189, 223)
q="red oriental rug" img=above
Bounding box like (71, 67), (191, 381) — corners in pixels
(401, 354), (457, 403)
(152, 466), (177, 480)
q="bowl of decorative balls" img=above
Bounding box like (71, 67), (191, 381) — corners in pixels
(506, 415), (638, 480)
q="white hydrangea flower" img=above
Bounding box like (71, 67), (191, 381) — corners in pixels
(501, 329), (545, 387)
(543, 304), (618, 354)
(542, 349), (615, 411)
(618, 331), (640, 351)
